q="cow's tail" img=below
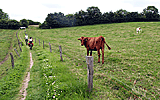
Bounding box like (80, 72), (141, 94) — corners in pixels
(101, 36), (111, 50)
(105, 42), (111, 50)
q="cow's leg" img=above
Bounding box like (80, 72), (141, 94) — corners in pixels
(90, 50), (92, 56)
(101, 49), (104, 64)
(87, 49), (89, 56)
(97, 49), (100, 63)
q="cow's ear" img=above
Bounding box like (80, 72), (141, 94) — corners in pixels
(81, 36), (84, 39)
(78, 38), (81, 40)
(84, 37), (88, 41)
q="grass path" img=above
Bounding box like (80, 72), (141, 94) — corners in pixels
(0, 29), (30, 100)
(16, 29), (33, 100)
(19, 52), (33, 100)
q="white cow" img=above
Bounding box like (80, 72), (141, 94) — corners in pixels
(136, 27), (142, 33)
(20, 27), (26, 29)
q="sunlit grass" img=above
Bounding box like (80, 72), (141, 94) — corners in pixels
(0, 29), (17, 62)
(24, 22), (160, 99)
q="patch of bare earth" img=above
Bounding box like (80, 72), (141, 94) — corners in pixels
(29, 25), (39, 27)
(19, 52), (33, 100)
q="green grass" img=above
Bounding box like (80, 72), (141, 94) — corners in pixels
(24, 22), (160, 99)
(0, 30), (30, 100)
(0, 22), (160, 100)
(25, 39), (89, 100)
(0, 30), (24, 78)
(0, 29), (17, 62)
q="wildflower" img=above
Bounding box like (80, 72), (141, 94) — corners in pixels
(52, 81), (55, 85)
(53, 96), (55, 98)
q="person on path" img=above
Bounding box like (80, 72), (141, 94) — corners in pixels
(28, 37), (34, 47)
(24, 34), (28, 45)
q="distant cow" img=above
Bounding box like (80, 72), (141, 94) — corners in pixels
(20, 27), (26, 29)
(136, 27), (142, 33)
(78, 36), (111, 64)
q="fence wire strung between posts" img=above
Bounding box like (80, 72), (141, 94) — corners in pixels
(36, 37), (95, 93)
(10, 30), (22, 69)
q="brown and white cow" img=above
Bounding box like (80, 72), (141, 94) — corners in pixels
(78, 36), (111, 64)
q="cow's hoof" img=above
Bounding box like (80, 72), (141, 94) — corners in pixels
(98, 62), (100, 63)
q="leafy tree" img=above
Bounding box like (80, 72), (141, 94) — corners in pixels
(0, 9), (9, 20)
(66, 14), (74, 17)
(86, 6), (102, 24)
(143, 6), (159, 20)
(20, 19), (29, 28)
(0, 19), (8, 29)
(75, 10), (88, 26)
(27, 19), (40, 25)
(39, 21), (49, 29)
(8, 19), (20, 29)
(115, 9), (128, 22)
(45, 13), (61, 28)
(40, 6), (160, 29)
(44, 12), (76, 28)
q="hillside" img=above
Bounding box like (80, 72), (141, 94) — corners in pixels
(0, 22), (160, 99)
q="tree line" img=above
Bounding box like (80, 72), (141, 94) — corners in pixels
(40, 6), (160, 29)
(0, 6), (159, 29)
(0, 9), (40, 29)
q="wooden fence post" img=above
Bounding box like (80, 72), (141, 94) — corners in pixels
(86, 56), (94, 92)
(14, 48), (20, 57)
(20, 42), (22, 47)
(18, 39), (20, 45)
(49, 42), (52, 53)
(43, 40), (44, 49)
(39, 39), (40, 46)
(17, 39), (22, 52)
(59, 45), (63, 61)
(10, 53), (14, 69)
(16, 32), (18, 40)
(35, 38), (36, 43)
(19, 44), (22, 52)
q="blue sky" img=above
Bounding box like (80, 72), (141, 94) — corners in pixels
(0, 0), (160, 23)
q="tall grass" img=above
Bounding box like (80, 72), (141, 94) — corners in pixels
(0, 30), (30, 100)
(20, 22), (160, 99)
(0, 29), (17, 62)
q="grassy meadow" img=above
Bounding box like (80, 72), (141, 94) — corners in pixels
(0, 22), (160, 99)
(24, 22), (160, 99)
(0, 29), (30, 100)
(0, 29), (17, 62)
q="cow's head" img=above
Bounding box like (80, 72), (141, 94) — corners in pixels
(78, 36), (88, 46)
(139, 27), (141, 30)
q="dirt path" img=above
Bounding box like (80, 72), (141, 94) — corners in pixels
(19, 52), (33, 100)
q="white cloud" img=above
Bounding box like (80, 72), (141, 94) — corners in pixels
(0, 0), (160, 23)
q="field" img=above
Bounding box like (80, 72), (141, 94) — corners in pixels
(0, 29), (17, 62)
(0, 22), (160, 99)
